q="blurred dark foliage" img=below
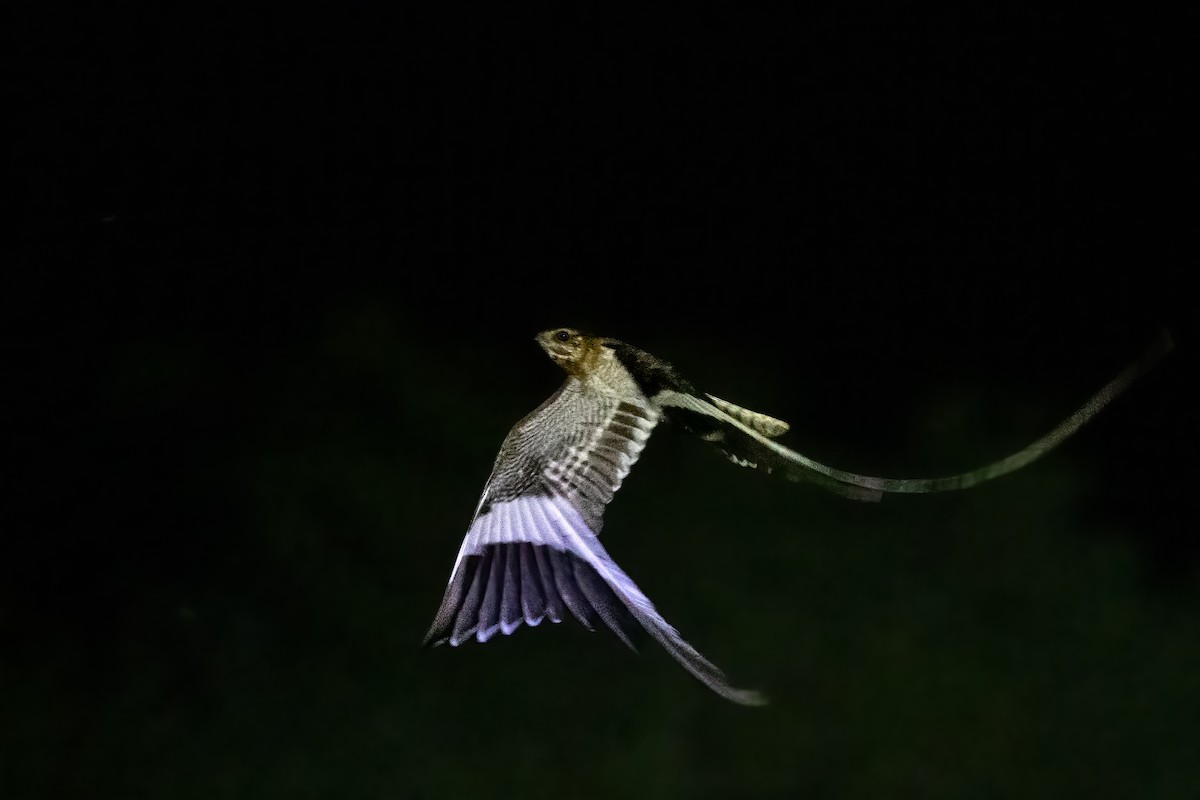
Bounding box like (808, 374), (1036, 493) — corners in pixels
(5, 5), (1196, 799)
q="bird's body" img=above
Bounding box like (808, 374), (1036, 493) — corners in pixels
(423, 328), (1172, 705)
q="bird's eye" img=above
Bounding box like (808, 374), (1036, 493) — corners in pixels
(555, 330), (571, 342)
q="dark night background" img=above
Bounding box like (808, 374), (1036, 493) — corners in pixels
(6, 6), (1197, 799)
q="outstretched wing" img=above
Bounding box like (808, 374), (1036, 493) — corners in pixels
(656, 329), (1174, 501)
(423, 381), (765, 706)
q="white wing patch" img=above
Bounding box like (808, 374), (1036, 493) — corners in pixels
(429, 492), (764, 705)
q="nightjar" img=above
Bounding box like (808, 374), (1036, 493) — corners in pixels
(423, 327), (1172, 705)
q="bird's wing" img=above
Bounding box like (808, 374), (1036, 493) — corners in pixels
(705, 394), (790, 437)
(655, 390), (886, 501)
(655, 329), (1174, 501)
(423, 384), (765, 706)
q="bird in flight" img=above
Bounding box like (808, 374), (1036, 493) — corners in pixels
(423, 327), (1172, 705)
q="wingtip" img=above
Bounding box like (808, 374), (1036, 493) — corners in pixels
(730, 688), (770, 707)
(420, 624), (448, 649)
(1117, 328), (1176, 387)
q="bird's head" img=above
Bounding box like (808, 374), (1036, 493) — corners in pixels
(536, 327), (594, 376)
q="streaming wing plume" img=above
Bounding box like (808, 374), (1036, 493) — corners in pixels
(657, 330), (1175, 501)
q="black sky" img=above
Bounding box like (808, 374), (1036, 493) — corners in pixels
(7, 6), (1197, 799)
